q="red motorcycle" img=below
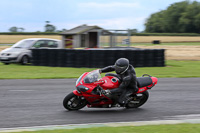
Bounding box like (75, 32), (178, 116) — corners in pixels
(63, 70), (158, 111)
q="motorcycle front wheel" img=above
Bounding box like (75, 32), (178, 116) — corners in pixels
(63, 92), (87, 111)
(126, 91), (149, 108)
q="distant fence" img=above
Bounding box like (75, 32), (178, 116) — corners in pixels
(31, 49), (165, 68)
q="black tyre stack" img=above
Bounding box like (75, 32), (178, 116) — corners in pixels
(134, 49), (145, 67)
(65, 49), (75, 67)
(103, 50), (117, 66)
(31, 48), (165, 68)
(89, 50), (106, 68)
(31, 49), (40, 66)
(48, 49), (58, 67)
(125, 50), (136, 66)
(75, 50), (88, 68)
(131, 50), (138, 67)
(114, 50), (125, 61)
(153, 49), (165, 67)
(144, 49), (154, 67)
(39, 49), (49, 66)
(57, 49), (66, 67)
(88, 50), (96, 68)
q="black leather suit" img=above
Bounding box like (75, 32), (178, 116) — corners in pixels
(100, 64), (138, 105)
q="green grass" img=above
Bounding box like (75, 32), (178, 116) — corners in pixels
(136, 60), (200, 78)
(0, 60), (199, 79)
(0, 63), (94, 79)
(8, 123), (200, 133)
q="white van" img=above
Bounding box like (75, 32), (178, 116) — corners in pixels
(0, 38), (62, 65)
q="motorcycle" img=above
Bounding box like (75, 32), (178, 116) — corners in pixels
(63, 70), (158, 111)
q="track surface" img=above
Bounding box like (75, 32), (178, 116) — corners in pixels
(0, 78), (200, 128)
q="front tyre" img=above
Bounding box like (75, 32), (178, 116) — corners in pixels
(126, 91), (149, 108)
(21, 55), (30, 65)
(63, 92), (87, 111)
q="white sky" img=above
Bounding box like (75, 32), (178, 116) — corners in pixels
(0, 0), (199, 32)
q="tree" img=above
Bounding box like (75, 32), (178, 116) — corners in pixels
(9, 27), (18, 32)
(163, 1), (189, 32)
(9, 26), (25, 32)
(145, 0), (200, 33)
(179, 1), (200, 33)
(18, 27), (25, 32)
(145, 11), (166, 33)
(44, 21), (56, 32)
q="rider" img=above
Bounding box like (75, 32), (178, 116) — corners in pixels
(99, 58), (138, 106)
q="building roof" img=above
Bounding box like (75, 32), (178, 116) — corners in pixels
(60, 24), (103, 35)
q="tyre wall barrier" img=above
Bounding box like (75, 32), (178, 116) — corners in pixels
(31, 48), (165, 68)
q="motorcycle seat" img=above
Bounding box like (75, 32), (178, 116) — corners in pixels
(136, 77), (152, 88)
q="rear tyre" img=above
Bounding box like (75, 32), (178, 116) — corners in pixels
(126, 91), (149, 108)
(63, 92), (87, 111)
(21, 55), (29, 65)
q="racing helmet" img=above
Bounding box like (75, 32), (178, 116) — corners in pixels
(114, 58), (129, 74)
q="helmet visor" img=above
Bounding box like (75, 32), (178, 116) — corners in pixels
(115, 65), (127, 74)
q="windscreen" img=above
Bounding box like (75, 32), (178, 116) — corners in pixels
(12, 40), (35, 48)
(83, 70), (101, 83)
(76, 73), (84, 85)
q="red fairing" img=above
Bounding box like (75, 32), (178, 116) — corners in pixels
(137, 87), (148, 93)
(73, 90), (82, 96)
(101, 76), (120, 89)
(151, 77), (158, 85)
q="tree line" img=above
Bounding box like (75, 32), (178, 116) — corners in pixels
(9, 21), (67, 33)
(145, 0), (200, 33)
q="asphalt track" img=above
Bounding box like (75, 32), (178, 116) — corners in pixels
(0, 78), (200, 128)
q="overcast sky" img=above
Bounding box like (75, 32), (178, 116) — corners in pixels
(0, 0), (199, 32)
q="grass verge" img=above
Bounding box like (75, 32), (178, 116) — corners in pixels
(0, 60), (199, 79)
(6, 123), (200, 133)
(136, 60), (200, 78)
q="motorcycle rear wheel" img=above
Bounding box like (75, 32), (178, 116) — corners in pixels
(63, 92), (87, 111)
(126, 91), (149, 108)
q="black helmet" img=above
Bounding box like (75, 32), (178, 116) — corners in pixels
(114, 58), (129, 74)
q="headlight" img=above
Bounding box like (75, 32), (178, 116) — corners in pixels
(2, 52), (19, 57)
(0, 53), (11, 56)
(1, 53), (12, 56)
(77, 85), (89, 92)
